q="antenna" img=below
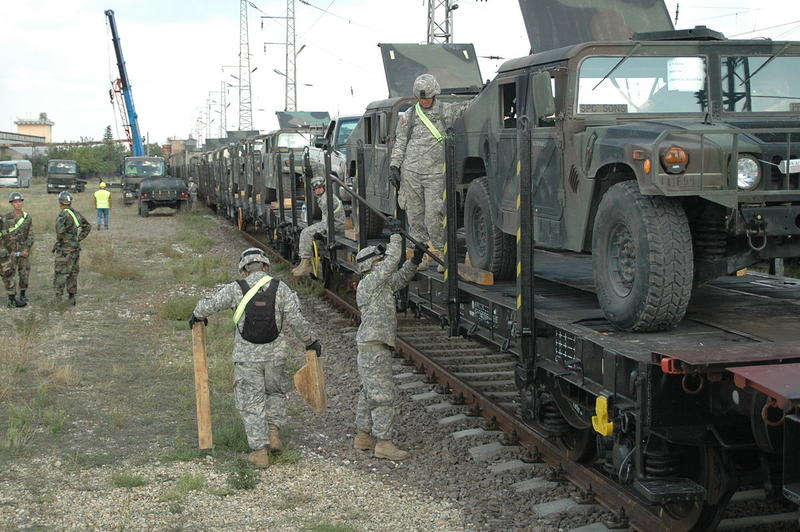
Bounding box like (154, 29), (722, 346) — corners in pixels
(427, 0), (456, 43)
(238, 0), (254, 130)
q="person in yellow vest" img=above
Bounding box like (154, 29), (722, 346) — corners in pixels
(94, 181), (112, 230)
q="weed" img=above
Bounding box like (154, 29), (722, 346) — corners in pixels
(227, 458), (259, 490)
(158, 296), (199, 322)
(168, 502), (183, 514)
(111, 471), (148, 488)
(270, 448), (302, 466)
(159, 489), (183, 503)
(171, 256), (231, 287)
(108, 407), (129, 428)
(2, 403), (36, 450)
(162, 439), (208, 462)
(206, 486), (234, 497)
(50, 364), (81, 387)
(159, 246), (184, 259)
(176, 473), (205, 492)
(213, 403), (249, 452)
(178, 231), (215, 253)
(42, 407), (67, 434)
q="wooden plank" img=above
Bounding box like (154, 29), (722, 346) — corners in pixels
(294, 350), (327, 413)
(269, 198), (294, 208)
(458, 262), (494, 285)
(345, 228), (359, 241)
(191, 322), (213, 449)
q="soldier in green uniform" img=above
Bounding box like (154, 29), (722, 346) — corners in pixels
(3, 192), (34, 306)
(53, 191), (91, 305)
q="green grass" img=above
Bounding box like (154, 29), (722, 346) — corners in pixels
(271, 448), (302, 466)
(1, 403), (36, 451)
(42, 406), (67, 434)
(85, 244), (142, 280)
(178, 231), (215, 253)
(176, 473), (205, 492)
(157, 296), (199, 322)
(171, 256), (231, 287)
(162, 439), (209, 462)
(111, 471), (148, 488)
(227, 458), (259, 490)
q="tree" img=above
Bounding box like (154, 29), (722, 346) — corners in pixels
(145, 143), (164, 157)
(103, 126), (113, 142)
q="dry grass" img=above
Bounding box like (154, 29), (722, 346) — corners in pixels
(50, 365), (81, 387)
(85, 242), (142, 280)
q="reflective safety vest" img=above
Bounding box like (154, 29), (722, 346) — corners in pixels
(415, 103), (444, 142)
(94, 189), (111, 209)
(0, 212), (26, 236)
(64, 208), (80, 228)
(233, 275), (274, 324)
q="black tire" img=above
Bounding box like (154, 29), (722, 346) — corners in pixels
(139, 200), (149, 218)
(592, 180), (693, 332)
(464, 177), (515, 279)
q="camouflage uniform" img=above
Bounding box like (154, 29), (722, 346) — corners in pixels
(193, 271), (314, 451)
(187, 180), (199, 211)
(298, 192), (346, 259)
(0, 217), (13, 295)
(355, 234), (417, 439)
(2, 210), (34, 295)
(53, 207), (91, 298)
(391, 75), (470, 250)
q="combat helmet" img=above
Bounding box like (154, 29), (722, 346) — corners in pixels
(355, 244), (385, 273)
(238, 247), (270, 271)
(8, 192), (24, 203)
(58, 191), (73, 204)
(413, 74), (441, 99)
(310, 176), (325, 189)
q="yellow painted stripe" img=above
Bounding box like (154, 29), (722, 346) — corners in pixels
(443, 243), (448, 254)
(443, 270), (449, 280)
(517, 295), (522, 309)
(442, 216), (447, 227)
(442, 190), (447, 201)
(516, 194), (520, 210)
(516, 159), (521, 176)
(517, 262), (521, 276)
(517, 228), (521, 242)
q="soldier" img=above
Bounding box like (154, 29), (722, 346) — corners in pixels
(93, 181), (111, 230)
(390, 73), (471, 271)
(187, 178), (199, 211)
(53, 191), (91, 305)
(353, 231), (425, 460)
(292, 176), (346, 277)
(2, 192), (33, 307)
(189, 247), (322, 468)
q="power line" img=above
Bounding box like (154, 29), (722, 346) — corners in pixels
(730, 18), (800, 37)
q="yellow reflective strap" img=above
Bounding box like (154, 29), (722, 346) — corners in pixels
(415, 103), (443, 142)
(6, 212), (27, 234)
(232, 275), (273, 324)
(65, 209), (80, 228)
(333, 198), (342, 214)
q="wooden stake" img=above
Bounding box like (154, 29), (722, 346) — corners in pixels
(191, 322), (213, 449)
(294, 350), (327, 413)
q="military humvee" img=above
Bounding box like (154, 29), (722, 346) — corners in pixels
(453, 1), (800, 331)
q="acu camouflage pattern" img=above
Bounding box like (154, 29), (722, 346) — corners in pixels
(54, 208), (90, 296)
(355, 343), (397, 440)
(517, 0), (673, 53)
(2, 210), (34, 293)
(193, 270), (314, 450)
(392, 97), (470, 249)
(298, 193), (346, 259)
(355, 234), (417, 347)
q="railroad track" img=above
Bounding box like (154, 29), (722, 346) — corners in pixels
(240, 229), (798, 532)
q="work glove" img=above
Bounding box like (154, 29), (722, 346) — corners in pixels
(384, 216), (403, 235)
(306, 340), (322, 357)
(188, 314), (208, 329)
(411, 242), (428, 265)
(389, 166), (401, 190)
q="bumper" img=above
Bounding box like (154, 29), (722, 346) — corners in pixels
(740, 205), (800, 236)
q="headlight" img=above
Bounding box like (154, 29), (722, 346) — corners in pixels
(737, 155), (761, 190)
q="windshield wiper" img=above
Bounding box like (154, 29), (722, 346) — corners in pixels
(593, 43), (641, 91)
(739, 42), (791, 87)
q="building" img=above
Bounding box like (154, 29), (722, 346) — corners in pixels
(0, 131), (47, 160)
(15, 112), (54, 143)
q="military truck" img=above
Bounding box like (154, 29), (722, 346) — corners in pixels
(309, 114), (360, 198)
(452, 2), (800, 332)
(344, 43), (483, 237)
(46, 159), (85, 193)
(122, 156), (165, 205)
(138, 176), (190, 217)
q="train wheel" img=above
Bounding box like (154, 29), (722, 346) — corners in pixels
(558, 427), (595, 463)
(592, 180), (693, 332)
(464, 177), (515, 279)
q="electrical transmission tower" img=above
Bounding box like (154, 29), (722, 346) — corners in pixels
(427, 0), (456, 43)
(238, 0), (254, 131)
(262, 0), (298, 112)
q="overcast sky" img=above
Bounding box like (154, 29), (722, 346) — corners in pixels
(2, 0), (798, 145)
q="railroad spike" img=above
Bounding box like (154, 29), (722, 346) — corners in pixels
(500, 430), (519, 446)
(522, 446), (543, 463)
(604, 507), (629, 529)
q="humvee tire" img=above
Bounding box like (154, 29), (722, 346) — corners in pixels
(464, 177), (515, 279)
(139, 200), (149, 218)
(592, 180), (693, 332)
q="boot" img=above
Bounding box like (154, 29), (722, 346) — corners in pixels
(268, 424), (283, 453)
(374, 440), (409, 460)
(416, 253), (429, 271)
(97, 224), (101, 230)
(292, 258), (312, 277)
(7, 295), (26, 308)
(432, 248), (445, 273)
(247, 448), (270, 468)
(18, 290), (27, 305)
(67, 293), (76, 306)
(353, 430), (376, 451)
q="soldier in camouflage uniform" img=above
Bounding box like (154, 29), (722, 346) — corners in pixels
(292, 176), (347, 277)
(353, 232), (424, 460)
(190, 248), (321, 468)
(53, 191), (91, 306)
(2, 192), (33, 307)
(390, 74), (471, 270)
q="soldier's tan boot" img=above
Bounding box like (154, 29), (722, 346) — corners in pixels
(268, 424), (283, 453)
(374, 440), (409, 460)
(247, 448), (270, 468)
(432, 248), (445, 273)
(292, 258), (312, 277)
(353, 430), (376, 451)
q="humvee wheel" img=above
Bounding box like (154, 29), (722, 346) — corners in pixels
(464, 177), (515, 279)
(139, 200), (149, 218)
(592, 180), (692, 332)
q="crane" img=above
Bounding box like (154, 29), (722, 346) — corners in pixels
(105, 9), (145, 156)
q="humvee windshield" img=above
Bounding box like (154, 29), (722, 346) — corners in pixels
(125, 159), (165, 177)
(0, 163), (17, 177)
(47, 161), (78, 174)
(721, 56), (800, 112)
(335, 120), (358, 152)
(276, 132), (310, 149)
(578, 56), (707, 114)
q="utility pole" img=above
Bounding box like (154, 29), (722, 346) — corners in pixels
(427, 0), (457, 43)
(238, 0), (254, 131)
(262, 0), (297, 111)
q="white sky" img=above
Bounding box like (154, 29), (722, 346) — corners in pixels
(1, 0), (798, 144)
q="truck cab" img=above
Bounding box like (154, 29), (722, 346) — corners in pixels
(0, 160), (32, 188)
(46, 159), (84, 193)
(122, 156), (165, 205)
(309, 114), (360, 197)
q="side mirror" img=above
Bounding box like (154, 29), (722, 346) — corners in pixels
(314, 136), (330, 150)
(532, 71), (555, 123)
